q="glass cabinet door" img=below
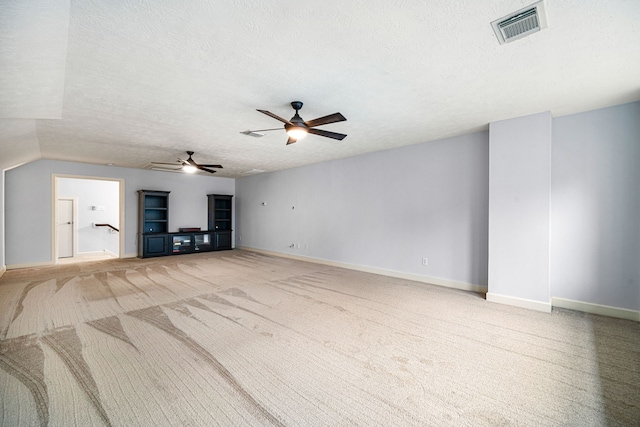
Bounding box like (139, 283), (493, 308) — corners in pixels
(193, 233), (213, 251)
(172, 235), (192, 253)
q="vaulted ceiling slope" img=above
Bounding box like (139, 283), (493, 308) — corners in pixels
(1, 0), (639, 176)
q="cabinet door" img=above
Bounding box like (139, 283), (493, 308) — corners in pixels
(214, 231), (232, 250)
(193, 233), (213, 252)
(171, 235), (193, 254)
(144, 234), (169, 257)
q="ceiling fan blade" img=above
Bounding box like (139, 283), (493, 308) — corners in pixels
(257, 109), (292, 125)
(197, 164), (223, 168)
(198, 166), (217, 174)
(308, 128), (347, 140)
(304, 112), (346, 128)
(248, 128), (283, 132)
(286, 136), (297, 145)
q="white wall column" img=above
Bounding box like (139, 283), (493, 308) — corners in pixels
(488, 112), (552, 312)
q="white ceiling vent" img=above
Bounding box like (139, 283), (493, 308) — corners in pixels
(491, 1), (548, 45)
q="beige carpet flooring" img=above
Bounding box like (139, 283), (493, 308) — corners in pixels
(0, 250), (638, 426)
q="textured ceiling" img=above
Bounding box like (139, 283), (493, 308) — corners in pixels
(1, 0), (639, 176)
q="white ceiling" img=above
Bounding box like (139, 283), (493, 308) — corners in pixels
(1, 0), (639, 177)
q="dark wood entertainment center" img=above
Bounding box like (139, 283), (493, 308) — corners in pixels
(138, 190), (233, 258)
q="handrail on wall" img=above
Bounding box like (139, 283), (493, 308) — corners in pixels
(95, 223), (119, 232)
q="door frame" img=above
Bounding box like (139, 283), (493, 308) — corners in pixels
(57, 197), (78, 259)
(52, 174), (125, 264)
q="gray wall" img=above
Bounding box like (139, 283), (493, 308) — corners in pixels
(551, 102), (640, 311)
(237, 132), (490, 286)
(58, 177), (120, 255)
(5, 160), (234, 265)
(488, 112), (552, 305)
(237, 102), (639, 312)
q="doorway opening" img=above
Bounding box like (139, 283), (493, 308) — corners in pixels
(52, 175), (124, 264)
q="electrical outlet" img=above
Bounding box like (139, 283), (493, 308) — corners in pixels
(422, 257), (429, 266)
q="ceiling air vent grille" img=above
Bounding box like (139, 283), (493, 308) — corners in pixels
(491, 1), (548, 44)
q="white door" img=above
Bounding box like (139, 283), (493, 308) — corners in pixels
(58, 199), (74, 258)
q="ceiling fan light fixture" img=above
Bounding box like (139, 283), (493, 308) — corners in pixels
(182, 164), (198, 173)
(256, 101), (347, 145)
(286, 126), (307, 140)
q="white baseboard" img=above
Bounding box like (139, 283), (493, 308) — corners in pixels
(486, 292), (552, 313)
(0, 265), (5, 278)
(552, 297), (639, 322)
(238, 246), (487, 293)
(123, 253), (138, 259)
(6, 260), (54, 270)
(76, 251), (108, 257)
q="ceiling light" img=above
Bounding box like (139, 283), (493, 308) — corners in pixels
(286, 126), (307, 140)
(182, 165), (197, 173)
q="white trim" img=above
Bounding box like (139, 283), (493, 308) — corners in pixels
(7, 261), (54, 270)
(122, 252), (138, 259)
(118, 177), (125, 259)
(51, 176), (56, 263)
(1, 169), (5, 276)
(76, 251), (107, 256)
(552, 297), (639, 322)
(72, 198), (79, 257)
(486, 292), (552, 313)
(238, 246), (487, 293)
(73, 250), (117, 258)
(104, 249), (118, 258)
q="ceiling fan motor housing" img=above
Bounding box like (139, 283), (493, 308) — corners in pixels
(287, 114), (307, 131)
(287, 102), (307, 133)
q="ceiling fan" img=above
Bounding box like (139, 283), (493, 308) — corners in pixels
(150, 151), (223, 174)
(243, 101), (347, 145)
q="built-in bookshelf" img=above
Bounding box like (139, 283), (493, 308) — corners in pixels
(137, 190), (233, 258)
(208, 194), (233, 250)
